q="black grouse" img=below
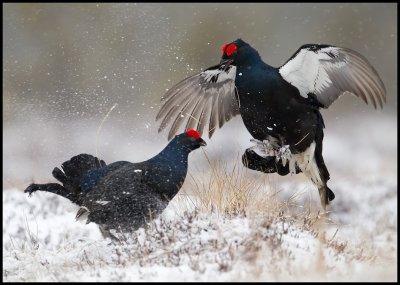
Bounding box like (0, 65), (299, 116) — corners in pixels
(25, 130), (206, 238)
(156, 38), (386, 209)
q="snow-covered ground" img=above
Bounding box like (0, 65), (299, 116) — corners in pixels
(3, 113), (397, 281)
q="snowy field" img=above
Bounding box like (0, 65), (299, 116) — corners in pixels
(3, 113), (397, 282)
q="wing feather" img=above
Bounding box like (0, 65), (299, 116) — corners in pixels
(217, 85), (227, 128)
(208, 94), (219, 137)
(156, 64), (240, 139)
(160, 74), (199, 103)
(167, 94), (202, 140)
(348, 51), (386, 95)
(279, 45), (386, 109)
(156, 76), (199, 121)
(184, 94), (206, 131)
(158, 87), (196, 132)
(196, 95), (212, 136)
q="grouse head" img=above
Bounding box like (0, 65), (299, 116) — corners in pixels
(220, 38), (261, 66)
(174, 129), (207, 151)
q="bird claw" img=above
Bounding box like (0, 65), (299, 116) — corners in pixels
(276, 145), (292, 166)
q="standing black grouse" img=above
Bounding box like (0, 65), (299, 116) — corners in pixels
(25, 130), (206, 238)
(156, 39), (386, 209)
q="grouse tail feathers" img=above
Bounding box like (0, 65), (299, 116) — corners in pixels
(24, 154), (106, 205)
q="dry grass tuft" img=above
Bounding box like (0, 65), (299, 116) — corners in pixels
(176, 150), (334, 238)
(185, 151), (296, 217)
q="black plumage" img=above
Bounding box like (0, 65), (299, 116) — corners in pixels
(25, 130), (206, 238)
(156, 38), (386, 209)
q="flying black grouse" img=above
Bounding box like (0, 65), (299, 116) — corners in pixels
(25, 130), (206, 238)
(156, 39), (386, 209)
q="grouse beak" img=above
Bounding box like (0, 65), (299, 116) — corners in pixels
(198, 138), (207, 147)
(219, 58), (234, 67)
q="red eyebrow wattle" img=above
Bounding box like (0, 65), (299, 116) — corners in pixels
(221, 43), (228, 54)
(226, 44), (237, 56)
(185, 129), (200, 139)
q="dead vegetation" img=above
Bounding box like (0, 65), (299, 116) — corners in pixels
(3, 151), (397, 281)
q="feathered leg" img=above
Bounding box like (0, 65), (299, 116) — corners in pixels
(242, 148), (301, 175)
(314, 124), (335, 210)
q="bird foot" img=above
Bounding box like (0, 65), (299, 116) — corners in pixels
(276, 145), (292, 167)
(249, 138), (278, 157)
(250, 139), (292, 165)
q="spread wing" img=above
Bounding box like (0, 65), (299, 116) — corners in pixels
(156, 63), (240, 140)
(279, 44), (386, 108)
